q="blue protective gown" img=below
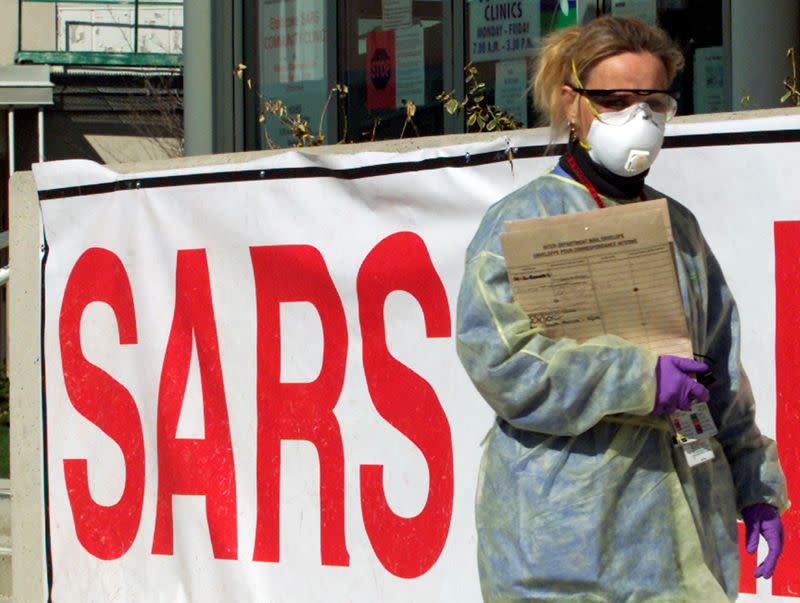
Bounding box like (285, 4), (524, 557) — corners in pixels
(456, 169), (789, 603)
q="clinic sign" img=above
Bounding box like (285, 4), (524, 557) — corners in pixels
(260, 0), (329, 148)
(468, 0), (540, 62)
(261, 0), (325, 83)
(32, 116), (800, 601)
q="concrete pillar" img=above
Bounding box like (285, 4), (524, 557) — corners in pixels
(183, 0), (215, 155)
(183, 0), (243, 156)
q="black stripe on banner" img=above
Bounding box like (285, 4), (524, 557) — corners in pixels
(663, 128), (800, 148)
(38, 146), (533, 201)
(37, 128), (800, 201)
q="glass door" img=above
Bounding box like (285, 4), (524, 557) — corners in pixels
(337, 0), (448, 142)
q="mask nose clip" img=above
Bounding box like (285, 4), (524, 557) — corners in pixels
(634, 102), (653, 120)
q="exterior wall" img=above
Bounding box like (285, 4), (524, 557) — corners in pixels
(9, 169), (47, 603)
(8, 3), (184, 166)
(44, 110), (182, 164)
(19, 3), (56, 53)
(0, 2), (18, 66)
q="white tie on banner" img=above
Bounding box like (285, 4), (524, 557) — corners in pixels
(34, 114), (800, 602)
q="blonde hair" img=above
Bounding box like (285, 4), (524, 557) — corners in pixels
(532, 16), (685, 138)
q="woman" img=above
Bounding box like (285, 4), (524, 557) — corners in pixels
(456, 16), (788, 603)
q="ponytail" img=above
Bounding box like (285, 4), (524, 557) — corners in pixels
(532, 26), (582, 137)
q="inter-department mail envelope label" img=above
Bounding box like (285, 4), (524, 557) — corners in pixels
(500, 199), (692, 358)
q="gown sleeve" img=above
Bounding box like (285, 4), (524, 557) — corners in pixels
(455, 209), (660, 436)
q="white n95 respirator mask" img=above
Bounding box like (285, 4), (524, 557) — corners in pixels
(585, 103), (666, 177)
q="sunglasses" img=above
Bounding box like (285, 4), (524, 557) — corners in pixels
(569, 85), (679, 123)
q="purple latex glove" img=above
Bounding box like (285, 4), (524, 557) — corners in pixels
(652, 356), (710, 416)
(742, 503), (784, 579)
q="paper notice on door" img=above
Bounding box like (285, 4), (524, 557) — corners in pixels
(495, 59), (529, 127)
(610, 0), (657, 25)
(693, 46), (726, 114)
(382, 0), (412, 30)
(500, 199), (692, 358)
(395, 25), (425, 106)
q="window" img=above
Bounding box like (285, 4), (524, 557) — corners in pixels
(338, 0), (445, 142)
(246, 0), (798, 149)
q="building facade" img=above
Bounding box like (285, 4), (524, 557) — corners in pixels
(8, 0), (184, 167)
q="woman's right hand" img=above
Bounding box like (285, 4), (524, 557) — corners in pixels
(653, 355), (710, 415)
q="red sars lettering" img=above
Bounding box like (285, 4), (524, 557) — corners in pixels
(57, 232), (454, 579)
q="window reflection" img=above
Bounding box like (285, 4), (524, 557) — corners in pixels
(338, 1), (443, 142)
(465, 0), (545, 130)
(259, 0), (330, 148)
(250, 0), (782, 148)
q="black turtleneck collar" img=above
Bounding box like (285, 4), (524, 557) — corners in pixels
(557, 138), (647, 201)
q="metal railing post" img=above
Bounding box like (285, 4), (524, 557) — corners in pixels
(8, 110), (15, 177)
(17, 0), (22, 54)
(134, 0), (140, 53)
(37, 108), (44, 163)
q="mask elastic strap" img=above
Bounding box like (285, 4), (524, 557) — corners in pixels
(570, 59), (583, 87)
(571, 59), (601, 120)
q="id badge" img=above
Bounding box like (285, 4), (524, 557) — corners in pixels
(681, 440), (716, 467)
(670, 402), (718, 467)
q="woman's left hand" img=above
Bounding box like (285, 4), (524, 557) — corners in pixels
(742, 503), (784, 579)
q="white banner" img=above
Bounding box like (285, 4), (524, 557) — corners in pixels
(34, 114), (800, 602)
